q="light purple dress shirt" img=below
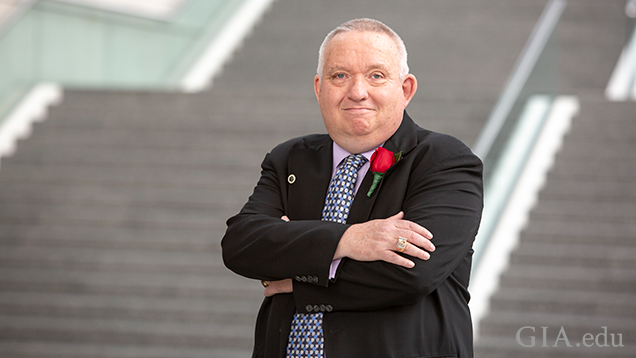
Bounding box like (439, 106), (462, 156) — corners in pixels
(328, 142), (379, 279)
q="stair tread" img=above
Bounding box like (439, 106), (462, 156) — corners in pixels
(0, 342), (251, 358)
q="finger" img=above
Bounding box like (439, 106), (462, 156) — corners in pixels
(386, 211), (405, 221)
(403, 220), (433, 240)
(400, 220), (434, 248)
(396, 229), (435, 253)
(281, 215), (290, 222)
(402, 240), (431, 261)
(392, 234), (430, 261)
(382, 251), (415, 269)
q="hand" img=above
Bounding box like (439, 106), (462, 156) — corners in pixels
(262, 278), (293, 297)
(333, 211), (434, 268)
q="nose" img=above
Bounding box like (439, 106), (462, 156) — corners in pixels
(347, 75), (369, 102)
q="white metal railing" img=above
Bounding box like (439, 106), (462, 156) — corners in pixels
(472, 0), (567, 160)
(471, 0), (567, 268)
(605, 3), (636, 101)
(470, 95), (579, 339)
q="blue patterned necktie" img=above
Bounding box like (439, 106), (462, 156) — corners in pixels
(286, 154), (367, 358)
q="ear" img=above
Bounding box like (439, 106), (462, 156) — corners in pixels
(314, 75), (321, 101)
(401, 74), (418, 108)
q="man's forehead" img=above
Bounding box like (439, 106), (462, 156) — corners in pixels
(323, 32), (398, 73)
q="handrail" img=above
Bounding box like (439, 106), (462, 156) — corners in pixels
(471, 0), (567, 268)
(472, 0), (567, 159)
(605, 5), (636, 101)
(0, 0), (37, 41)
(469, 0), (570, 338)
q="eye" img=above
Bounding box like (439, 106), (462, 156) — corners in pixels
(333, 73), (346, 79)
(371, 73), (384, 80)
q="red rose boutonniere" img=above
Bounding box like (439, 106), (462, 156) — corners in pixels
(366, 147), (402, 197)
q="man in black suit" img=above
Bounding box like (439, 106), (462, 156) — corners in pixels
(222, 18), (483, 358)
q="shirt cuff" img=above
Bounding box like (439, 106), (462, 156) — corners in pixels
(329, 258), (342, 280)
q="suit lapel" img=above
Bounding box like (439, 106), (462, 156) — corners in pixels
(287, 136), (333, 220)
(347, 111), (419, 223)
(286, 112), (419, 223)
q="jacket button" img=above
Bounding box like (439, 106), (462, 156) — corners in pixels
(325, 305), (333, 312)
(306, 305), (313, 312)
(320, 305), (326, 312)
(313, 305), (320, 312)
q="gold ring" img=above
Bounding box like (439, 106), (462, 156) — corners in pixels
(397, 237), (407, 252)
(261, 281), (268, 288)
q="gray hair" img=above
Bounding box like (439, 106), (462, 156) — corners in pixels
(317, 18), (409, 80)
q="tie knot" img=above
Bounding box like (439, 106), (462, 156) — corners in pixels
(342, 154), (367, 171)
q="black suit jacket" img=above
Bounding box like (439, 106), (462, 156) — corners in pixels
(222, 112), (483, 358)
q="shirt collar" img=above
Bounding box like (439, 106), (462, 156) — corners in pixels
(332, 142), (380, 170)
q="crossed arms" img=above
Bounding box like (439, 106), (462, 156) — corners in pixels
(222, 134), (483, 312)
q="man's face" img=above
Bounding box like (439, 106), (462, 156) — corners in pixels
(314, 31), (417, 154)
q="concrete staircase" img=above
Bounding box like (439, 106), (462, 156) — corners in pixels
(475, 0), (636, 356)
(0, 0), (548, 357)
(476, 98), (636, 357)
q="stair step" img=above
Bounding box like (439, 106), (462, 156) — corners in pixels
(489, 288), (636, 318)
(23, 126), (293, 150)
(0, 223), (223, 251)
(0, 292), (260, 324)
(0, 341), (252, 358)
(0, 292), (259, 322)
(0, 246), (226, 274)
(0, 202), (232, 230)
(0, 182), (251, 207)
(0, 268), (260, 299)
(520, 220), (635, 245)
(0, 315), (252, 349)
(44, 110), (325, 134)
(55, 91), (319, 117)
(574, 100), (636, 121)
(499, 265), (636, 293)
(475, 336), (635, 358)
(557, 139), (636, 159)
(548, 158), (636, 179)
(528, 199), (636, 222)
(479, 311), (635, 343)
(510, 242), (636, 269)
(0, 162), (261, 189)
(9, 146), (269, 168)
(538, 178), (636, 202)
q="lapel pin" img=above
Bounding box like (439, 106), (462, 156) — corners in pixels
(287, 174), (296, 184)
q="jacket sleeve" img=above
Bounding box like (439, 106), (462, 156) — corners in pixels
(221, 142), (346, 287)
(292, 135), (483, 312)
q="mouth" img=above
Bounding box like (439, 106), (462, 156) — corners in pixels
(343, 107), (374, 113)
